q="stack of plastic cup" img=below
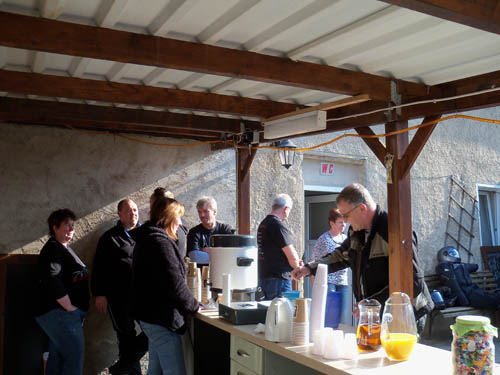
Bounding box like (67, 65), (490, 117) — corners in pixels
(312, 328), (329, 356)
(343, 333), (358, 360)
(323, 329), (344, 360)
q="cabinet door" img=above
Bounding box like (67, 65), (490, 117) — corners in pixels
(230, 359), (259, 375)
(230, 336), (263, 374)
(264, 350), (318, 375)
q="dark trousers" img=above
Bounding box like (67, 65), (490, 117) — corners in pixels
(108, 296), (148, 367)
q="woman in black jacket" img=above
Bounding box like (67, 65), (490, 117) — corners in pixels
(132, 197), (199, 375)
(35, 209), (90, 375)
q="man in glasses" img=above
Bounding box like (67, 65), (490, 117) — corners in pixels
(292, 183), (433, 326)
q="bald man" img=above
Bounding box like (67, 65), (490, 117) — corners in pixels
(91, 199), (147, 375)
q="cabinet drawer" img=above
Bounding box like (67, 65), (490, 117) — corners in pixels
(230, 359), (259, 375)
(230, 335), (263, 374)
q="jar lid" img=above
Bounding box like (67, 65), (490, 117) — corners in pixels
(451, 315), (498, 338)
(455, 315), (490, 326)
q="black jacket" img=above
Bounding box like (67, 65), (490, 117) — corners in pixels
(91, 221), (136, 299)
(132, 221), (199, 333)
(37, 237), (90, 315)
(309, 206), (433, 317)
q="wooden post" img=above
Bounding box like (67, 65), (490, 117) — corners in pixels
(236, 147), (256, 235)
(385, 120), (414, 298)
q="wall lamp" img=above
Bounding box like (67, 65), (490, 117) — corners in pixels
(274, 139), (297, 169)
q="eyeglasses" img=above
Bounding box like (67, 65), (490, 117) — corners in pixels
(341, 204), (360, 220)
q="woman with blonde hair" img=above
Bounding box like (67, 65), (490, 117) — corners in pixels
(132, 197), (199, 375)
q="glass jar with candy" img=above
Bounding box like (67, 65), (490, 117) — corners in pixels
(450, 315), (497, 375)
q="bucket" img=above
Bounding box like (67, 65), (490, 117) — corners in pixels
(325, 291), (341, 329)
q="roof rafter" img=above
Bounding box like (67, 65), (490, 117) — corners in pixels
(381, 0), (500, 35)
(0, 97), (260, 137)
(320, 69), (500, 134)
(0, 10), (432, 101)
(0, 69), (297, 118)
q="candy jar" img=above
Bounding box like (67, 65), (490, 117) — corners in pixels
(356, 298), (381, 351)
(381, 292), (418, 361)
(451, 315), (497, 375)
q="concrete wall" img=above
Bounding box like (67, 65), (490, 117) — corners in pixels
(0, 122), (299, 374)
(2, 106), (500, 373)
(293, 106), (500, 274)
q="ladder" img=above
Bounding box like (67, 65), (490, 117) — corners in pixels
(444, 176), (477, 262)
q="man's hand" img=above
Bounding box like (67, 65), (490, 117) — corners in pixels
(291, 265), (310, 280)
(352, 302), (360, 319)
(95, 296), (108, 313)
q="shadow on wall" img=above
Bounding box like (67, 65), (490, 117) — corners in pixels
(0, 123), (234, 254)
(0, 124), (239, 374)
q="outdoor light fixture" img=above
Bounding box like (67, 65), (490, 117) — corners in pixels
(261, 94), (371, 140)
(263, 110), (327, 140)
(274, 139), (297, 169)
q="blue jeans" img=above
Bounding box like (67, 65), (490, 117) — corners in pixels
(140, 321), (185, 375)
(35, 308), (86, 375)
(259, 278), (292, 300)
(328, 283), (351, 326)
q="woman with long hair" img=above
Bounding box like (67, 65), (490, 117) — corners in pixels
(132, 197), (199, 375)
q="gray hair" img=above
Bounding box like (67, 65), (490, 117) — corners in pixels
(336, 183), (376, 210)
(272, 193), (293, 210)
(196, 196), (217, 211)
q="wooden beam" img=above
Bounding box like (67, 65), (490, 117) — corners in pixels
(355, 126), (387, 166)
(398, 115), (441, 178)
(0, 97), (261, 134)
(0, 70), (296, 119)
(380, 1), (500, 35)
(385, 120), (414, 299)
(320, 69), (500, 133)
(236, 147), (255, 235)
(0, 11), (432, 101)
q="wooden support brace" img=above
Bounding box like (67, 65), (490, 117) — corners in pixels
(398, 115), (441, 179)
(355, 126), (387, 166)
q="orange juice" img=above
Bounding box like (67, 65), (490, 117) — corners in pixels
(381, 333), (417, 361)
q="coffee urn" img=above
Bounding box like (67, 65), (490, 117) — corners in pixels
(209, 234), (258, 294)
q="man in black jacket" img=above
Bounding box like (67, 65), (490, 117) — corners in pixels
(91, 199), (147, 375)
(292, 183), (433, 328)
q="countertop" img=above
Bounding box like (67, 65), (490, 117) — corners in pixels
(195, 309), (486, 375)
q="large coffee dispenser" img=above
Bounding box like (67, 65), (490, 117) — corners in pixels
(209, 234), (266, 325)
(209, 234), (258, 295)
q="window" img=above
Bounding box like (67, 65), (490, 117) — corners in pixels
(477, 184), (500, 246)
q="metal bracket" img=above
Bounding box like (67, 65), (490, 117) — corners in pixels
(385, 81), (402, 122)
(385, 153), (394, 184)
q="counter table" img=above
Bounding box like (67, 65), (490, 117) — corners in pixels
(194, 310), (483, 375)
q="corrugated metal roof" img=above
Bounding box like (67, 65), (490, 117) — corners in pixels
(1, 0), (499, 120)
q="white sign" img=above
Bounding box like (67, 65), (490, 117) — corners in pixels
(320, 162), (334, 176)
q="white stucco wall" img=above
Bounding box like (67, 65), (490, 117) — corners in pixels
(2, 106), (500, 373)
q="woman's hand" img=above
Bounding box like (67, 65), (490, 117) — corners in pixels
(57, 294), (78, 312)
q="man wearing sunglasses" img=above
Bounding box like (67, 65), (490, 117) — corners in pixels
(292, 183), (433, 327)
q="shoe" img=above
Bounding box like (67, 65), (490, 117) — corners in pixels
(108, 360), (128, 375)
(109, 359), (141, 375)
